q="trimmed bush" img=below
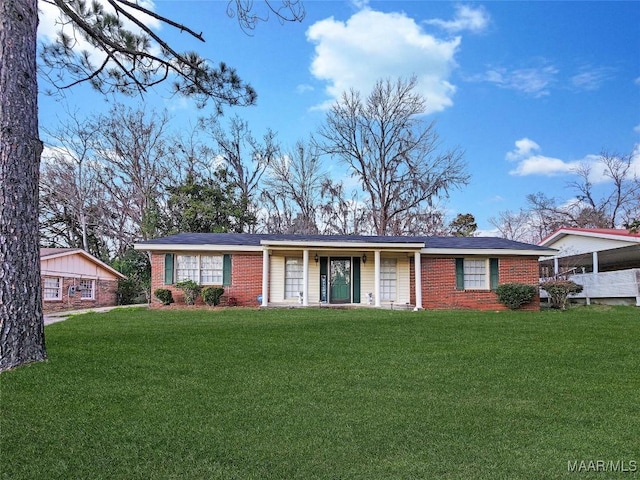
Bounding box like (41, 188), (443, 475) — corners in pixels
(495, 283), (538, 310)
(202, 286), (225, 306)
(153, 288), (174, 306)
(540, 279), (584, 310)
(176, 280), (201, 305)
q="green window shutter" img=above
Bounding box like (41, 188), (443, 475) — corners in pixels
(223, 254), (232, 286)
(489, 258), (499, 290)
(164, 254), (174, 285)
(352, 257), (361, 304)
(455, 258), (465, 290)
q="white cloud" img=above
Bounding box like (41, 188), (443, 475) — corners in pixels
(505, 138), (540, 161)
(509, 155), (576, 177)
(296, 84), (314, 94)
(634, 124), (640, 134)
(306, 9), (460, 113)
(424, 5), (491, 34)
(570, 66), (615, 92)
(467, 63), (558, 98)
(349, 0), (370, 9)
(507, 139), (640, 182)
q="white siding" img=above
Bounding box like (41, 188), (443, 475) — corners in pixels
(41, 254), (119, 280)
(547, 235), (637, 258)
(270, 255), (286, 303)
(396, 255), (411, 304)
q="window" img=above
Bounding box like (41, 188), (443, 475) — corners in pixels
(380, 258), (397, 301)
(464, 259), (487, 289)
(456, 258), (499, 290)
(200, 255), (223, 284)
(175, 254), (226, 284)
(79, 279), (95, 299)
(285, 258), (303, 299)
(176, 255), (199, 282)
(43, 277), (62, 300)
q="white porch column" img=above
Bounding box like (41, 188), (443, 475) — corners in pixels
(374, 250), (381, 307)
(592, 251), (599, 274)
(414, 251), (423, 311)
(302, 249), (309, 306)
(261, 248), (269, 307)
(554, 257), (559, 276)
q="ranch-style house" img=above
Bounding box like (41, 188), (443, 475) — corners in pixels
(136, 233), (555, 310)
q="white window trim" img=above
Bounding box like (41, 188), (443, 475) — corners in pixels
(175, 254), (224, 285)
(284, 257), (304, 300)
(79, 279), (95, 300)
(380, 258), (397, 302)
(463, 258), (490, 290)
(43, 277), (63, 301)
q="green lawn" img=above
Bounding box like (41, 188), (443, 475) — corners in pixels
(1, 306), (639, 479)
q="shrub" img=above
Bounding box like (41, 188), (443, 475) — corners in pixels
(176, 280), (201, 305)
(495, 283), (538, 310)
(202, 286), (225, 306)
(153, 288), (174, 306)
(540, 279), (584, 310)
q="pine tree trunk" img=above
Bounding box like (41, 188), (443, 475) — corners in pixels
(0, 0), (47, 371)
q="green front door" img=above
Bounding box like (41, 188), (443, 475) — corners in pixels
(330, 258), (351, 303)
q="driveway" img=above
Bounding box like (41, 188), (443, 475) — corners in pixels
(44, 304), (148, 325)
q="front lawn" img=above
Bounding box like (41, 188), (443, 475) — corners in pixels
(1, 307), (638, 479)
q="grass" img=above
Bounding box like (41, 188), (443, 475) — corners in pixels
(1, 306), (639, 479)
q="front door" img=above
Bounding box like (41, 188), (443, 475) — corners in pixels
(330, 258), (351, 303)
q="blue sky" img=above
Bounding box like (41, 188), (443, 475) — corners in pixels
(38, 1), (640, 234)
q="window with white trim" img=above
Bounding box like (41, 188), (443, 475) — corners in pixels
(176, 255), (199, 282)
(175, 254), (225, 284)
(380, 258), (397, 301)
(285, 258), (303, 299)
(43, 277), (62, 300)
(200, 255), (223, 284)
(79, 279), (95, 299)
(463, 259), (488, 289)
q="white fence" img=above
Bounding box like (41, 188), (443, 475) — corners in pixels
(540, 268), (640, 306)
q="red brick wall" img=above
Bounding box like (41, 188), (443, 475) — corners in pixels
(42, 277), (119, 313)
(150, 252), (540, 310)
(150, 252), (263, 307)
(410, 256), (541, 311)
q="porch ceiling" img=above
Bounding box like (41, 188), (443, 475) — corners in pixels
(540, 245), (640, 271)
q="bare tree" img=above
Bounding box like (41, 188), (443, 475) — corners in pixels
(1, 0), (304, 371)
(317, 180), (370, 235)
(491, 150), (639, 244)
(262, 140), (325, 233)
(488, 209), (539, 243)
(202, 115), (280, 233)
(40, 110), (107, 255)
(316, 76), (468, 235)
(568, 151), (640, 228)
(90, 104), (178, 253)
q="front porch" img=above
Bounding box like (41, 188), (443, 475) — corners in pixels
(258, 239), (425, 310)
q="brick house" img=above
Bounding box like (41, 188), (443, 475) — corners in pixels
(40, 248), (125, 313)
(135, 233), (555, 310)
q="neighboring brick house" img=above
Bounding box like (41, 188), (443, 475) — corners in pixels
(135, 233), (555, 311)
(40, 248), (126, 313)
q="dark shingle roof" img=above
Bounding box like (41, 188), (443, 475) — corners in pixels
(137, 233), (552, 252)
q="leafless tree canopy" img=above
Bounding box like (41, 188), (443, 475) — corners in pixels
(490, 150), (640, 243)
(316, 76), (469, 235)
(262, 140), (325, 234)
